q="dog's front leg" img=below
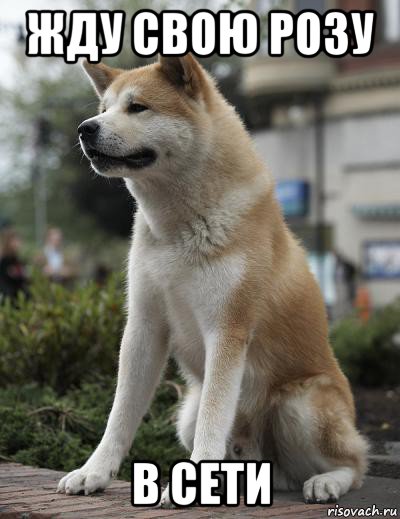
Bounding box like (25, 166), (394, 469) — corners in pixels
(161, 331), (247, 507)
(58, 281), (168, 496)
(191, 332), (248, 462)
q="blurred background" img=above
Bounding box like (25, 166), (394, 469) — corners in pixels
(0, 0), (399, 482)
(1, 0), (399, 315)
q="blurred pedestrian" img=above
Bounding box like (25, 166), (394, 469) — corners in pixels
(0, 228), (28, 299)
(43, 227), (71, 281)
(94, 263), (111, 287)
(332, 251), (358, 320)
(335, 252), (357, 303)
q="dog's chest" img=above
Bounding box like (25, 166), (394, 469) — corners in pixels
(145, 244), (245, 348)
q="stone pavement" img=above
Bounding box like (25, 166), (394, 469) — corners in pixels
(0, 463), (399, 518)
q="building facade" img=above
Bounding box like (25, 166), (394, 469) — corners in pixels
(244, 0), (400, 308)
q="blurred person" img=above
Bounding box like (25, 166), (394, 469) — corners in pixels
(333, 251), (358, 320)
(335, 252), (357, 304)
(43, 227), (71, 281)
(0, 228), (28, 299)
(94, 263), (111, 287)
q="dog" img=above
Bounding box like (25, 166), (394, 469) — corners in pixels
(57, 54), (368, 505)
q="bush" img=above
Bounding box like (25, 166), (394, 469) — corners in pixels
(0, 379), (186, 478)
(2, 275), (399, 477)
(0, 274), (125, 393)
(331, 299), (400, 386)
(0, 275), (186, 476)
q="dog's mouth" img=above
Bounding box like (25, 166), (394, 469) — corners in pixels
(85, 147), (157, 170)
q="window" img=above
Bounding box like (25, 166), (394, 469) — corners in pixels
(383, 0), (400, 42)
(257, 0), (285, 12)
(363, 241), (400, 279)
(257, 0), (288, 54)
(296, 0), (326, 14)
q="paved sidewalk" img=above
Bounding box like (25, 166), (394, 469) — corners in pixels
(0, 463), (399, 518)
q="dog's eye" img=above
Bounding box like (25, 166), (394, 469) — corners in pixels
(127, 103), (148, 114)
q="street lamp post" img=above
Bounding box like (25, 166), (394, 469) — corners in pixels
(314, 94), (326, 299)
(32, 117), (50, 246)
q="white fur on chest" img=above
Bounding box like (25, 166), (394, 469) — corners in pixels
(139, 241), (245, 375)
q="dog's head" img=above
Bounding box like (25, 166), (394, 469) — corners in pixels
(79, 55), (214, 179)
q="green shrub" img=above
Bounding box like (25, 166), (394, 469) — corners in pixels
(0, 274), (125, 393)
(331, 299), (400, 386)
(2, 274), (399, 479)
(0, 379), (186, 478)
(0, 275), (187, 476)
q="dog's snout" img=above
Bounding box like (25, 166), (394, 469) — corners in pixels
(78, 120), (100, 141)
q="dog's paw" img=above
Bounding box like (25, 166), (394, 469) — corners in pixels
(57, 465), (112, 496)
(159, 485), (175, 509)
(303, 474), (340, 504)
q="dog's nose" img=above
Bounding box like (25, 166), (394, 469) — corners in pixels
(78, 120), (99, 140)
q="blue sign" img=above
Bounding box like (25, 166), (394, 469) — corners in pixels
(363, 241), (400, 279)
(276, 180), (310, 218)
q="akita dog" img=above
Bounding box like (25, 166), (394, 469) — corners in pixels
(57, 54), (368, 505)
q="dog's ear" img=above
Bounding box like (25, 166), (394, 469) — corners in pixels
(158, 54), (204, 99)
(81, 60), (121, 97)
